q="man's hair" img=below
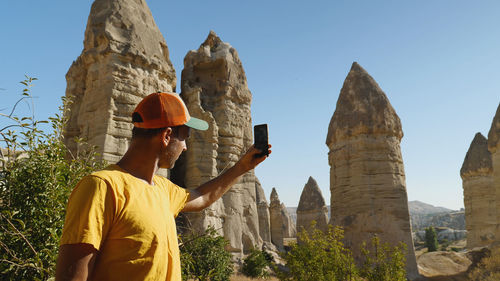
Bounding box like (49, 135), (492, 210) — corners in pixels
(131, 126), (180, 139)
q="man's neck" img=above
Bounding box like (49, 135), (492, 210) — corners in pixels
(116, 142), (159, 185)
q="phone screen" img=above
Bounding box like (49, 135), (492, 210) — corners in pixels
(254, 124), (269, 156)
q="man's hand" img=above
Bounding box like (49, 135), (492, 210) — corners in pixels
(233, 144), (272, 174)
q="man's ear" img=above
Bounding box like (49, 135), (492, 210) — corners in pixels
(161, 127), (173, 146)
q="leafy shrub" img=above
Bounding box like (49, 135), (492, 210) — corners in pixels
(0, 77), (106, 280)
(277, 224), (358, 281)
(276, 223), (408, 281)
(440, 238), (450, 251)
(242, 248), (273, 278)
(468, 247), (500, 281)
(180, 226), (233, 281)
(359, 236), (407, 281)
(425, 226), (439, 252)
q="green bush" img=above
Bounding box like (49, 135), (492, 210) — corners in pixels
(0, 77), (106, 280)
(359, 236), (407, 281)
(276, 224), (408, 281)
(242, 248), (273, 278)
(180, 226), (233, 281)
(425, 226), (439, 252)
(277, 224), (358, 281)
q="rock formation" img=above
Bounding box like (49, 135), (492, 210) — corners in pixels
(461, 133), (495, 248)
(269, 188), (296, 250)
(64, 0), (176, 164)
(487, 103), (500, 242)
(281, 203), (296, 239)
(296, 176), (328, 233)
(256, 178), (272, 244)
(269, 188), (284, 250)
(172, 31), (260, 255)
(326, 62), (418, 279)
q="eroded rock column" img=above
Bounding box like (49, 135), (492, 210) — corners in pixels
(64, 0), (176, 163)
(326, 62), (418, 279)
(296, 176), (328, 233)
(487, 103), (500, 242)
(256, 178), (272, 244)
(174, 31), (261, 255)
(461, 133), (495, 248)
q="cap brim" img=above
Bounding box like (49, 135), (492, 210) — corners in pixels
(185, 117), (209, 131)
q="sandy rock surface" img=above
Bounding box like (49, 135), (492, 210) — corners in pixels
(296, 176), (328, 233)
(173, 31), (261, 255)
(326, 62), (418, 279)
(461, 132), (495, 248)
(64, 0), (176, 165)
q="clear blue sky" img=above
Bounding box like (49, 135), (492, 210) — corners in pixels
(1, 1), (499, 210)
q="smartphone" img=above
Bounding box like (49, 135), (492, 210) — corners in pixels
(254, 124), (269, 157)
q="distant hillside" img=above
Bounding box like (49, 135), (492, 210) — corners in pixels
(408, 200), (453, 215)
(287, 201), (464, 231)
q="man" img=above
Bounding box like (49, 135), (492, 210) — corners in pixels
(55, 92), (270, 281)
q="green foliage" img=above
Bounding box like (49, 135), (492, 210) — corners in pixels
(0, 76), (106, 280)
(277, 224), (359, 281)
(425, 226), (439, 252)
(440, 238), (450, 251)
(180, 226), (234, 281)
(242, 248), (274, 278)
(276, 224), (408, 281)
(468, 247), (500, 281)
(359, 236), (407, 281)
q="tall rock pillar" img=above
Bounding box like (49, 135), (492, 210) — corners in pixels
(461, 133), (495, 248)
(256, 178), (272, 244)
(174, 31), (261, 255)
(326, 62), (418, 279)
(269, 188), (296, 250)
(487, 103), (500, 242)
(64, 0), (176, 163)
(296, 176), (329, 233)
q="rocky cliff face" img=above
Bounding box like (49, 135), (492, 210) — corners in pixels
(326, 62), (418, 279)
(461, 133), (495, 248)
(296, 176), (328, 233)
(64, 0), (176, 164)
(487, 103), (500, 243)
(173, 31), (261, 255)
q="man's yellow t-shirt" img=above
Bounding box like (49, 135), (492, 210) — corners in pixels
(60, 165), (190, 281)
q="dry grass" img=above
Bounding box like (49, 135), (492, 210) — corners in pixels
(230, 273), (279, 281)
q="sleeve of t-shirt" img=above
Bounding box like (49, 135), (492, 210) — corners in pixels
(59, 175), (115, 251)
(163, 179), (190, 217)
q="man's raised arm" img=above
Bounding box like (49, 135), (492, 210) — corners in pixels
(182, 145), (270, 212)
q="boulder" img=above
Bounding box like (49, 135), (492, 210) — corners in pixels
(461, 132), (495, 247)
(296, 176), (328, 233)
(172, 31), (261, 255)
(64, 0), (176, 166)
(326, 62), (418, 279)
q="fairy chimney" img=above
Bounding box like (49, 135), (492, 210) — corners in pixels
(326, 62), (418, 279)
(64, 0), (176, 164)
(173, 31), (261, 255)
(296, 177), (328, 233)
(487, 103), (500, 242)
(461, 133), (495, 248)
(256, 178), (272, 244)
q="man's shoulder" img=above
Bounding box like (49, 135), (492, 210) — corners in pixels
(78, 165), (126, 187)
(153, 174), (175, 187)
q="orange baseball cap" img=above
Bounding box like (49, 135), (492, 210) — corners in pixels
(132, 92), (208, 130)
